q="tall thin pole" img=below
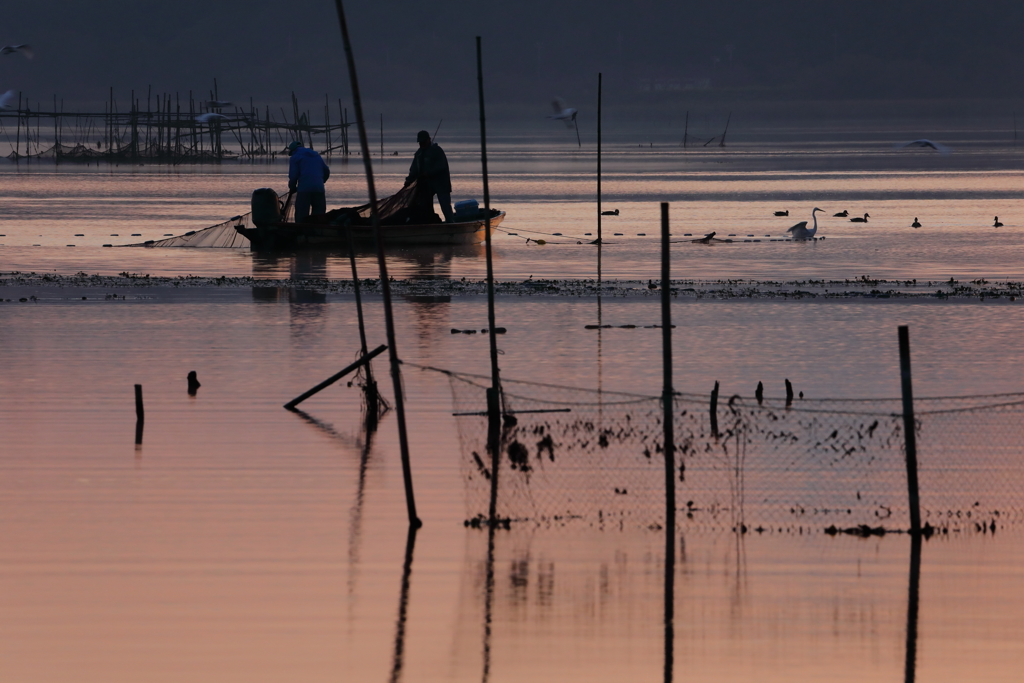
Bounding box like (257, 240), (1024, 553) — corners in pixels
(478, 36), (503, 526)
(15, 91), (21, 160)
(898, 325), (922, 535)
(903, 533), (922, 683)
(333, 0), (420, 528)
(660, 202), (675, 683)
(597, 72), (602, 244)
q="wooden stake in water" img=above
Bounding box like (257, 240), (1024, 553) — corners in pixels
(710, 380), (719, 439)
(898, 325), (922, 535)
(719, 111), (732, 147)
(477, 36), (503, 527)
(659, 202), (675, 683)
(348, 229), (380, 429)
(333, 0), (420, 529)
(134, 384), (144, 445)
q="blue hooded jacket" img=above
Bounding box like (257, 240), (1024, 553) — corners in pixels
(288, 147), (331, 192)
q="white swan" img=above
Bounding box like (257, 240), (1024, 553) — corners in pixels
(787, 207), (823, 240)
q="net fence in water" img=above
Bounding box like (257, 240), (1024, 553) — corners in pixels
(422, 365), (1024, 534)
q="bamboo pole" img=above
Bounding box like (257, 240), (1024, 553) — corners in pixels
(898, 325), (922, 535)
(660, 201), (676, 683)
(15, 91), (21, 160)
(478, 36), (503, 527)
(333, 0), (420, 529)
(597, 72), (603, 244)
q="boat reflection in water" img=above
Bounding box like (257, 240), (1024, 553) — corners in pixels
(249, 243), (484, 341)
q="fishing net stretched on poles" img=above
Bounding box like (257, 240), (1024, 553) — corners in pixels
(410, 363), (1024, 534)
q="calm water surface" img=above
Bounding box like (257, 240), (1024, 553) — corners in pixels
(2, 146), (1023, 681)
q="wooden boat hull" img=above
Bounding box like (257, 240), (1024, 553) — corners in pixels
(235, 212), (505, 250)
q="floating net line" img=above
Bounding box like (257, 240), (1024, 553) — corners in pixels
(120, 190), (295, 248)
(406, 363), (1024, 534)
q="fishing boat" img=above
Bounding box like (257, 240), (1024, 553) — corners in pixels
(233, 184), (504, 250)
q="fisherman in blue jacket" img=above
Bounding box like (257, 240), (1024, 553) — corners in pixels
(286, 140), (331, 223)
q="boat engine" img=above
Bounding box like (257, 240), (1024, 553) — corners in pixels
(251, 188), (282, 228)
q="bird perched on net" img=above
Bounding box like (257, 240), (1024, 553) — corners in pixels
(0, 90), (16, 110)
(0, 44), (33, 59)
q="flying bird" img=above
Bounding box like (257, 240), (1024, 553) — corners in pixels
(204, 100), (233, 108)
(547, 98), (581, 147)
(196, 112), (228, 123)
(786, 207), (823, 240)
(896, 139), (951, 154)
(547, 98), (577, 127)
(833, 210), (848, 217)
(850, 213), (870, 223)
(0, 44), (33, 59)
(912, 218), (921, 228)
(994, 216), (1003, 227)
(774, 210), (788, 216)
(0, 90), (17, 110)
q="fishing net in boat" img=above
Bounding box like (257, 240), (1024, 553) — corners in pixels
(125, 183), (419, 247)
(121, 190), (295, 248)
(313, 182), (426, 226)
(420, 365), (1024, 534)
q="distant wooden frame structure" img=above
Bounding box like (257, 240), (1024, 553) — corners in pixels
(0, 87), (352, 163)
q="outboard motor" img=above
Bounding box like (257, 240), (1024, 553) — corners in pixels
(251, 188), (282, 228)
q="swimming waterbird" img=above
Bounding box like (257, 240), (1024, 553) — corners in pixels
(786, 208), (823, 240)
(850, 213), (870, 223)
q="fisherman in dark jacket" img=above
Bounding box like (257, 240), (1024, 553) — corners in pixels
(286, 140), (331, 223)
(404, 130), (453, 222)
